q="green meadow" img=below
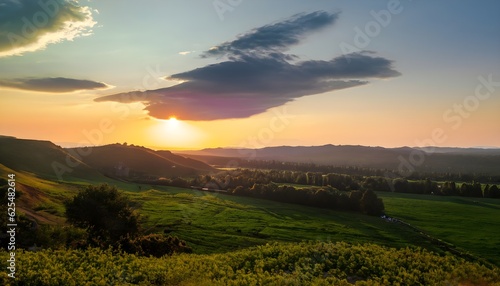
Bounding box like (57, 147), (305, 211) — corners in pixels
(3, 165), (499, 267)
(129, 187), (440, 255)
(378, 191), (500, 265)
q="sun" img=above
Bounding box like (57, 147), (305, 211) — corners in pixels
(148, 116), (205, 149)
(168, 116), (179, 126)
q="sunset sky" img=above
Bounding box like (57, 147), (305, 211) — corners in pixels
(1, 0), (499, 150)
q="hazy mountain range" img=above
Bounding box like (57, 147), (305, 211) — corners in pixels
(179, 145), (500, 175)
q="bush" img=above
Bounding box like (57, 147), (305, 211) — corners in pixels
(64, 184), (141, 247)
(119, 233), (192, 257)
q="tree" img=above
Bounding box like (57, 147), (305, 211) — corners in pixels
(392, 179), (409, 193)
(360, 190), (385, 216)
(65, 184), (141, 246)
(348, 190), (363, 211)
(488, 185), (500, 198)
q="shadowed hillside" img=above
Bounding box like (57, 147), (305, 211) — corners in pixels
(66, 144), (214, 179)
(0, 137), (108, 181)
(155, 150), (214, 172)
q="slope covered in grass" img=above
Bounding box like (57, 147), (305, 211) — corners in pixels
(130, 187), (442, 255)
(378, 192), (500, 266)
(67, 144), (212, 179)
(0, 137), (108, 182)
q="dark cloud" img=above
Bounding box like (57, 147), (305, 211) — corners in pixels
(202, 11), (339, 59)
(95, 11), (400, 121)
(0, 0), (95, 57)
(0, 77), (108, 92)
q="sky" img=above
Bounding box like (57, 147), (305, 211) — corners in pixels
(1, 0), (499, 150)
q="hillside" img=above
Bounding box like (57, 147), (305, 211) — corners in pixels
(0, 137), (109, 182)
(66, 144), (213, 179)
(155, 150), (214, 171)
(180, 145), (500, 175)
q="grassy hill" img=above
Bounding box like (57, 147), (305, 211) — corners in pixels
(66, 144), (213, 179)
(155, 150), (214, 172)
(0, 137), (109, 182)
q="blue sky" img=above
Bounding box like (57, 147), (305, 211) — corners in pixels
(0, 0), (499, 149)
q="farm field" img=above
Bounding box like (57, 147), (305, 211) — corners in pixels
(378, 192), (500, 266)
(129, 186), (440, 254)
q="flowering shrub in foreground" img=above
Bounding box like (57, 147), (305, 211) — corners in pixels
(1, 241), (499, 285)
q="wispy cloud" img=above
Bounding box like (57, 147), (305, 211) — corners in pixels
(0, 0), (96, 57)
(95, 11), (400, 121)
(178, 51), (195, 56)
(0, 77), (108, 93)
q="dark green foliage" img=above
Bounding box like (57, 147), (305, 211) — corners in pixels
(32, 225), (88, 249)
(119, 233), (192, 257)
(64, 184), (141, 246)
(488, 185), (500, 198)
(360, 190), (385, 216)
(441, 181), (458, 196)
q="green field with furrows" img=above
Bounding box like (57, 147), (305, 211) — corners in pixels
(129, 187), (440, 254)
(377, 191), (500, 266)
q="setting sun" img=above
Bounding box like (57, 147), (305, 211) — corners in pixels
(167, 116), (179, 127)
(148, 117), (205, 149)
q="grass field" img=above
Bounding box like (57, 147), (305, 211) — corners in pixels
(129, 187), (442, 255)
(378, 191), (500, 266)
(3, 163), (499, 267)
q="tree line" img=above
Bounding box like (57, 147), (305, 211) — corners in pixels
(145, 168), (500, 199)
(214, 159), (500, 184)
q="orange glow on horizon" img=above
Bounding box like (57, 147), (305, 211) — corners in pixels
(147, 117), (205, 149)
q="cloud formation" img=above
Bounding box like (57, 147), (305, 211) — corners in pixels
(95, 11), (400, 121)
(0, 77), (108, 93)
(0, 0), (96, 57)
(202, 11), (338, 59)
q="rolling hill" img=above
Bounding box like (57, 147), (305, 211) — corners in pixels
(65, 144), (214, 179)
(0, 137), (214, 183)
(0, 136), (108, 182)
(180, 145), (500, 175)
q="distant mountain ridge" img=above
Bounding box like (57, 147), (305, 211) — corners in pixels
(179, 144), (500, 175)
